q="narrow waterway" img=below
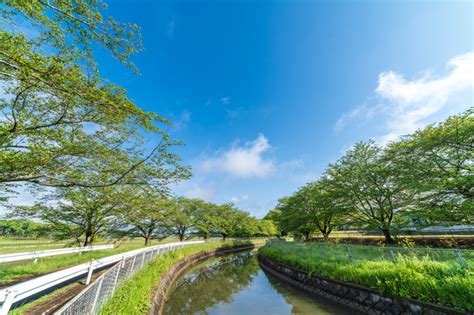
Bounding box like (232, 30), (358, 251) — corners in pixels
(164, 251), (355, 315)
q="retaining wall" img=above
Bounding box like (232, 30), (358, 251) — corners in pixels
(258, 255), (467, 315)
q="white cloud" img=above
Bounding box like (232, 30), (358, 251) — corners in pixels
(182, 183), (214, 200)
(337, 51), (474, 144)
(230, 194), (248, 204)
(201, 134), (274, 178)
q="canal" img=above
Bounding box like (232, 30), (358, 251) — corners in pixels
(164, 251), (355, 315)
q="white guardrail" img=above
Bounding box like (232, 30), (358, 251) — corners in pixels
(0, 240), (204, 314)
(0, 245), (114, 264)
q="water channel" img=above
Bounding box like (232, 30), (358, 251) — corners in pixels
(164, 251), (356, 315)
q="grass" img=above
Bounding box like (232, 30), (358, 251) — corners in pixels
(259, 242), (474, 312)
(99, 240), (258, 315)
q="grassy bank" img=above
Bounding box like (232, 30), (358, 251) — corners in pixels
(100, 240), (256, 315)
(259, 242), (473, 312)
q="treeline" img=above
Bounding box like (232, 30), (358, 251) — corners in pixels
(266, 110), (473, 243)
(9, 191), (276, 245)
(0, 220), (53, 238)
(0, 2), (275, 245)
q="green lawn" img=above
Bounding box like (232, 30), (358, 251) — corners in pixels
(259, 242), (474, 312)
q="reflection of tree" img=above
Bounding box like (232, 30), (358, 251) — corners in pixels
(164, 252), (260, 314)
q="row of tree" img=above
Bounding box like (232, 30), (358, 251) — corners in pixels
(266, 110), (473, 243)
(11, 188), (276, 245)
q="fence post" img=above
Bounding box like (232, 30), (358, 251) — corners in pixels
(86, 261), (95, 285)
(347, 245), (353, 263)
(0, 290), (16, 315)
(454, 249), (466, 268)
(141, 251), (146, 268)
(90, 277), (104, 314)
(130, 255), (137, 272)
(389, 249), (396, 263)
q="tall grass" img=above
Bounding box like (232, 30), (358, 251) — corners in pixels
(259, 242), (473, 312)
(100, 240), (254, 315)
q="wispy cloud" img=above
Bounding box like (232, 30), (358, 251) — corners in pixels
(182, 182), (215, 200)
(336, 51), (474, 144)
(174, 110), (191, 130)
(201, 134), (274, 178)
(230, 194), (249, 204)
(221, 97), (230, 105)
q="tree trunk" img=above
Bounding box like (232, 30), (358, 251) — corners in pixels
(83, 232), (93, 247)
(145, 233), (152, 246)
(179, 233), (184, 241)
(322, 232), (329, 242)
(303, 231), (309, 241)
(381, 228), (394, 244)
(222, 234), (227, 240)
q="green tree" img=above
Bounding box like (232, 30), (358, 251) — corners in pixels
(165, 197), (201, 241)
(329, 141), (414, 243)
(387, 109), (474, 225)
(118, 190), (174, 245)
(13, 187), (120, 246)
(0, 1), (188, 194)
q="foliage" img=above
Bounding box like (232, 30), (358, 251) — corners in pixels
(327, 140), (414, 243)
(260, 242), (474, 312)
(13, 187), (122, 246)
(386, 109), (474, 225)
(117, 189), (173, 245)
(0, 219), (53, 237)
(0, 1), (189, 194)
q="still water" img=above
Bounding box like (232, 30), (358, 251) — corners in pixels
(164, 251), (355, 315)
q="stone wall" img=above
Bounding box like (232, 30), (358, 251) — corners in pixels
(258, 255), (466, 315)
(148, 243), (262, 315)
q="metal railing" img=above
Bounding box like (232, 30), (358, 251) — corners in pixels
(0, 245), (114, 264)
(0, 241), (203, 314)
(54, 240), (204, 315)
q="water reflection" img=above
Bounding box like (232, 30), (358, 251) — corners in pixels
(164, 252), (355, 315)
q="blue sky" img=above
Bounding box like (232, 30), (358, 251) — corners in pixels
(11, 0), (474, 217)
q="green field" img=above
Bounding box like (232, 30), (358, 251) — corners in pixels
(259, 242), (474, 312)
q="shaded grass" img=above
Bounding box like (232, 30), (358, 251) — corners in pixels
(100, 240), (256, 315)
(259, 242), (474, 312)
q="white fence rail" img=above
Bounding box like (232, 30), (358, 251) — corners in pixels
(0, 245), (114, 264)
(0, 241), (203, 315)
(55, 240), (203, 315)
